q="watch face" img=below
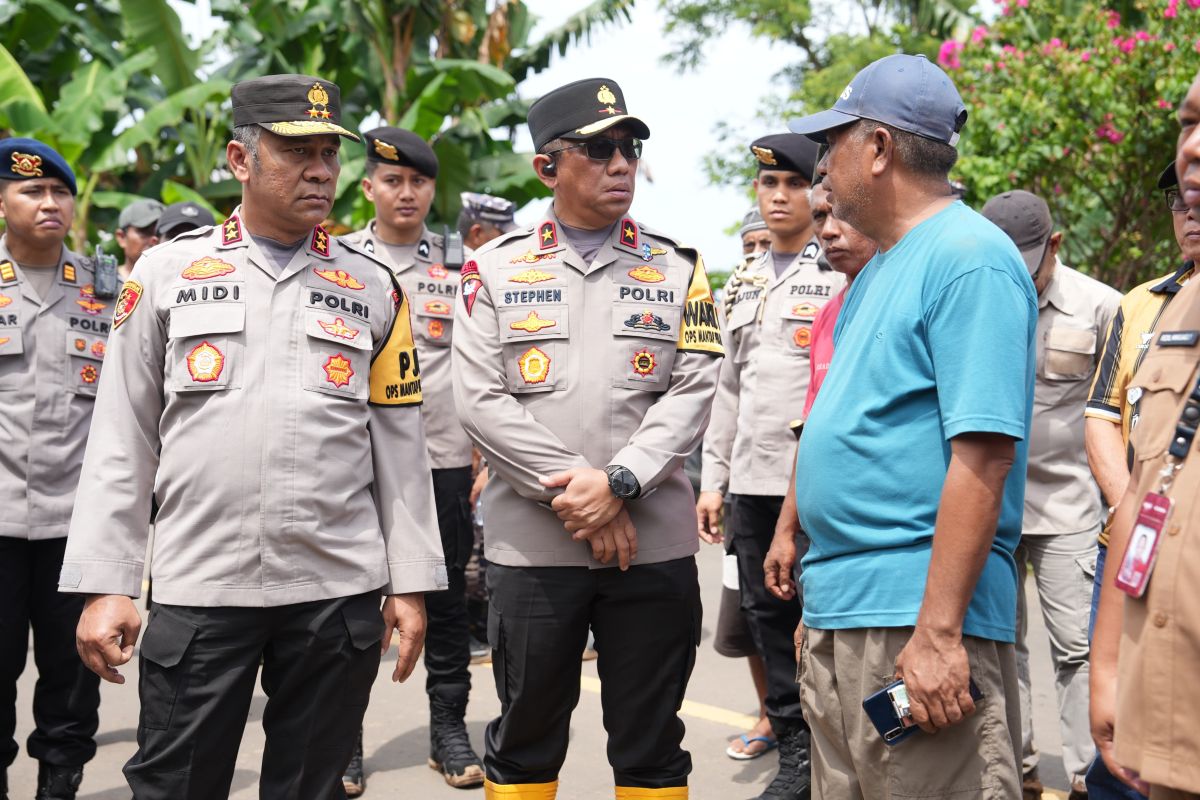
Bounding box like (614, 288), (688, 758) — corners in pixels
(610, 467), (637, 498)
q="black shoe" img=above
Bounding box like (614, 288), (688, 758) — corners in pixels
(753, 723), (811, 800)
(342, 728), (366, 797)
(428, 684), (484, 789)
(35, 763), (82, 800)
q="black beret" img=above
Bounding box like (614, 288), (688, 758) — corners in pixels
(0, 137), (76, 194)
(750, 133), (821, 183)
(231, 73), (358, 141)
(363, 127), (438, 178)
(1158, 160), (1178, 190)
(527, 78), (650, 152)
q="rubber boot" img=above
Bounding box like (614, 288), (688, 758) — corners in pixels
(483, 779), (558, 799)
(35, 763), (83, 800)
(428, 683), (485, 788)
(342, 727), (365, 797)
(753, 721), (811, 800)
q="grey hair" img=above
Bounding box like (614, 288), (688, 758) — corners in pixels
(854, 120), (958, 180)
(231, 124), (262, 167)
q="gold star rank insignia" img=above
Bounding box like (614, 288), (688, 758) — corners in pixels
(538, 221), (558, 250)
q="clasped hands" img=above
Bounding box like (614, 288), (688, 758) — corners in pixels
(540, 467), (637, 570)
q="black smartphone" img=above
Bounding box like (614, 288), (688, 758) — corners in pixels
(863, 677), (983, 746)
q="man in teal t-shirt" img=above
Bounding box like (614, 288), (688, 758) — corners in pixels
(788, 54), (1036, 800)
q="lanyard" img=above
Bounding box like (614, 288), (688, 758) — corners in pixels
(1158, 369), (1200, 493)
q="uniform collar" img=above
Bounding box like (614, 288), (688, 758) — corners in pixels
(540, 206), (646, 275)
(765, 238), (822, 287)
(358, 221), (436, 273)
(216, 206), (333, 261)
(0, 234), (80, 312)
(1150, 260), (1194, 295)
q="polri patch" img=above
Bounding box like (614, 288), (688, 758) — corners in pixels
(113, 280), (143, 329)
(323, 353), (354, 388)
(186, 341), (225, 383)
(517, 346), (551, 384)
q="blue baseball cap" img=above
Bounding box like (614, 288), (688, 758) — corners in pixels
(787, 54), (967, 147)
(0, 137), (77, 195)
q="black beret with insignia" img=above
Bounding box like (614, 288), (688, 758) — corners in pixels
(363, 127), (438, 178)
(0, 137), (77, 195)
(750, 133), (821, 183)
(528, 78), (651, 152)
(231, 73), (359, 141)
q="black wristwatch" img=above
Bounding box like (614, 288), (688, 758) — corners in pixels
(605, 465), (641, 500)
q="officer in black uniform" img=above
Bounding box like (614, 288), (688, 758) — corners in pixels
(0, 138), (103, 800)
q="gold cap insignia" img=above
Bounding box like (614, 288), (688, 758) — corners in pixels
(11, 152), (43, 178)
(751, 146), (777, 166)
(306, 82), (332, 120)
(597, 84), (617, 106)
(373, 139), (399, 161)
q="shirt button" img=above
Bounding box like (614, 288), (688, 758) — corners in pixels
(1154, 612), (1169, 628)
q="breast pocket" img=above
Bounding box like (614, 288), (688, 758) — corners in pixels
(303, 308), (373, 400)
(167, 302), (244, 392)
(780, 304), (818, 356)
(611, 302), (680, 391)
(1042, 326), (1097, 381)
(65, 329), (108, 397)
(1129, 353), (1198, 462)
(498, 304), (568, 394)
(0, 330), (26, 392)
(412, 294), (454, 348)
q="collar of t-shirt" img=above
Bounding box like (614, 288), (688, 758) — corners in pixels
(250, 234), (305, 276)
(559, 220), (617, 265)
(19, 263), (57, 301)
(772, 251), (798, 279)
(376, 239), (419, 269)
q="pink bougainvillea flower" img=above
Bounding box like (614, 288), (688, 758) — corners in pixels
(1165, 42), (1177, 52)
(1159, 98), (1174, 109)
(937, 40), (964, 69)
(971, 25), (989, 44)
(1080, 50), (1092, 61)
(1107, 10), (1121, 27)
(1187, 0), (1200, 9)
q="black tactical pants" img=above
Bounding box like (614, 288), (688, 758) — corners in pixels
(123, 592), (382, 800)
(484, 557), (701, 790)
(424, 467), (474, 699)
(728, 493), (808, 727)
(0, 536), (100, 771)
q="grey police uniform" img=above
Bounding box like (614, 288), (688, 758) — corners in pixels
(58, 208), (445, 799)
(0, 237), (103, 776)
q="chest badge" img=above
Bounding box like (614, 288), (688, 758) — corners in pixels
(314, 268), (365, 290)
(0, 293), (13, 308)
(318, 317), (360, 341)
(323, 353), (354, 388)
(517, 346), (551, 384)
(79, 364), (98, 384)
(510, 268), (554, 285)
(509, 311), (557, 334)
(792, 302), (819, 319)
(91, 341), (106, 359)
(182, 256), (236, 281)
(186, 341), (226, 383)
(793, 327), (812, 349)
(428, 263), (448, 279)
(624, 310), (671, 333)
(510, 250), (556, 265)
(428, 319), (446, 340)
(424, 299), (452, 316)
(628, 265), (665, 283)
(75, 285), (107, 316)
(631, 348), (656, 376)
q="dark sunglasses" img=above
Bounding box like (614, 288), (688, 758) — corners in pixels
(546, 137), (643, 162)
(1165, 188), (1189, 213)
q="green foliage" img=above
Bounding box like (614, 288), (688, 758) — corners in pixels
(948, 0), (1200, 288)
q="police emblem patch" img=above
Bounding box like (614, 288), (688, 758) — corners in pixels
(424, 300), (452, 317)
(510, 250), (557, 266)
(751, 145), (777, 166)
(306, 82), (332, 119)
(313, 268), (365, 290)
(11, 152), (43, 178)
(631, 348), (656, 376)
(318, 317), (360, 341)
(793, 326), (812, 349)
(0, 338), (10, 348)
(428, 263), (448, 279)
(75, 285), (107, 316)
(91, 341), (106, 359)
(74, 338), (86, 352)
(517, 346), (551, 384)
(628, 265), (665, 283)
(0, 294), (13, 308)
(509, 311), (557, 334)
(113, 280), (143, 329)
(182, 256), (237, 281)
(510, 269), (555, 285)
(62, 263), (76, 283)
(461, 261), (482, 317)
(323, 353), (354, 388)
(624, 310), (671, 333)
(792, 302), (819, 319)
(79, 364), (98, 384)
(428, 319), (445, 340)
(186, 341), (225, 382)
(373, 138), (399, 161)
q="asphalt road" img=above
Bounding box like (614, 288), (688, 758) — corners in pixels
(11, 543), (1072, 799)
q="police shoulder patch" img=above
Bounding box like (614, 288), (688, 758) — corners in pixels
(113, 280), (144, 329)
(369, 279), (423, 406)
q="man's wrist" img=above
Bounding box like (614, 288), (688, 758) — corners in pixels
(605, 464), (641, 500)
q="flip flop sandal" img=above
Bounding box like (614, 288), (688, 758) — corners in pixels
(725, 734), (779, 761)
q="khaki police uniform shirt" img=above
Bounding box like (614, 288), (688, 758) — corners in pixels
(700, 242), (844, 497)
(0, 238), (109, 540)
(59, 209), (447, 607)
(1023, 262), (1120, 535)
(451, 209), (723, 568)
(1113, 275), (1200, 792)
(343, 222), (472, 469)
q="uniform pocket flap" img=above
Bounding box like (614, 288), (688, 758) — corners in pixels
(613, 302), (681, 341)
(305, 308), (373, 350)
(1132, 354), (1196, 394)
(65, 331), (107, 361)
(140, 610), (198, 668)
(498, 304), (569, 342)
(341, 602), (383, 651)
(1045, 326), (1096, 354)
(169, 303), (245, 338)
(0, 329), (25, 357)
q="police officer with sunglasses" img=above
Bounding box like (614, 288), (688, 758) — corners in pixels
(451, 77), (724, 799)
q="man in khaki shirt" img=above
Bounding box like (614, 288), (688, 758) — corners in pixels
(343, 126), (484, 792)
(1091, 73), (1200, 800)
(452, 77), (722, 800)
(698, 133), (844, 800)
(59, 74), (445, 799)
(983, 190), (1120, 799)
